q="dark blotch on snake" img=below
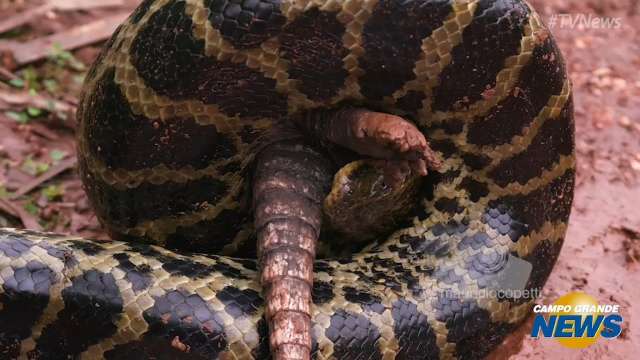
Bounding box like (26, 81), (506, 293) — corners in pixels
(67, 240), (107, 256)
(426, 118), (466, 136)
(107, 290), (226, 359)
(0, 235), (34, 258)
(430, 139), (458, 159)
(461, 153), (492, 171)
(434, 197), (464, 215)
(113, 252), (153, 292)
(519, 239), (564, 303)
(489, 168), (574, 234)
(396, 91), (427, 115)
(162, 258), (218, 279)
(280, 8), (349, 101)
(467, 37), (567, 147)
(432, 0), (530, 112)
(216, 286), (263, 318)
(343, 287), (385, 314)
(458, 177), (490, 202)
(0, 261), (55, 359)
(454, 321), (518, 360)
(165, 208), (249, 254)
(433, 293), (484, 341)
(83, 68), (237, 171)
(213, 261), (250, 280)
(32, 270), (123, 358)
(205, 0), (286, 49)
(312, 280), (334, 305)
(82, 174), (229, 229)
(131, 0), (287, 117)
(359, 0), (452, 100)
(406, 235), (451, 258)
(38, 242), (77, 267)
(435, 291), (519, 359)
(392, 299), (440, 359)
(251, 317), (272, 360)
(326, 310), (382, 360)
(488, 96), (574, 187)
(126, 242), (174, 262)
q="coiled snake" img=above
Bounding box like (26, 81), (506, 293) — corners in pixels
(0, 0), (574, 359)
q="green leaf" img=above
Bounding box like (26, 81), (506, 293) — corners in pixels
(27, 107), (42, 117)
(22, 157), (50, 176)
(48, 43), (86, 71)
(0, 185), (8, 199)
(23, 202), (39, 215)
(8, 78), (24, 88)
(22, 67), (39, 91)
(43, 79), (59, 93)
(50, 149), (67, 162)
(49, 43), (64, 57)
(36, 162), (50, 174)
(5, 111), (30, 124)
(42, 185), (64, 201)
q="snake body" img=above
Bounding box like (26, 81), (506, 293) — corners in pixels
(0, 0), (574, 358)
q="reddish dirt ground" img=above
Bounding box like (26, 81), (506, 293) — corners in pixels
(492, 0), (640, 358)
(0, 0), (639, 358)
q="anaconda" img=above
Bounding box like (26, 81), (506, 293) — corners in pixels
(0, 0), (574, 359)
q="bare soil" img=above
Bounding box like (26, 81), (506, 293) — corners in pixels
(493, 0), (640, 358)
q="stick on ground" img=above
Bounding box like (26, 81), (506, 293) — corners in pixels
(0, 89), (76, 116)
(0, 12), (129, 67)
(11, 157), (78, 200)
(0, 0), (126, 35)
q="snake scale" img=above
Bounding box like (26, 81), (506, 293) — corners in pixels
(0, 0), (575, 359)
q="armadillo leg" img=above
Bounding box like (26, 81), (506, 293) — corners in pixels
(253, 139), (334, 360)
(297, 108), (441, 184)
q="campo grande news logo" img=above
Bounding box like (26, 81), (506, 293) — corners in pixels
(531, 292), (623, 348)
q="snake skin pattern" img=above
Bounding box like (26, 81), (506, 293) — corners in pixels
(0, 0), (575, 358)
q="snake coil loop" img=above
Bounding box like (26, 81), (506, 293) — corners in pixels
(0, 0), (574, 359)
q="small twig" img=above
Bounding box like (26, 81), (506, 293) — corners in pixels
(11, 157), (77, 199)
(15, 203), (42, 230)
(0, 66), (18, 81)
(0, 4), (53, 35)
(0, 198), (42, 231)
(0, 0), (126, 35)
(51, 0), (126, 11)
(29, 122), (61, 141)
(0, 198), (20, 219)
(0, 12), (129, 67)
(0, 89), (76, 116)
